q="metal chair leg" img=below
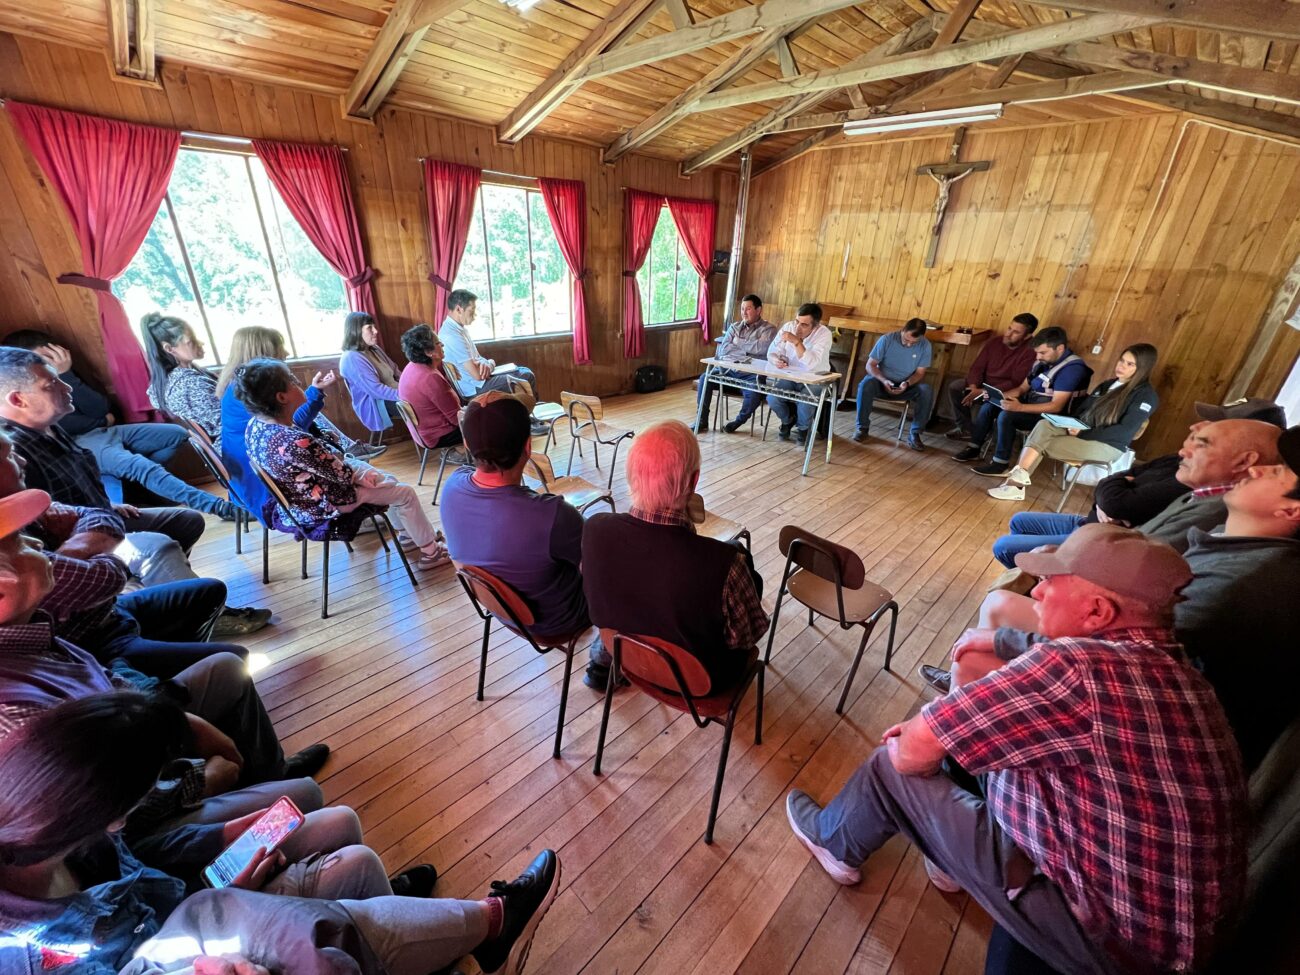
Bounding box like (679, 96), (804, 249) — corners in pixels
(593, 659), (618, 776)
(415, 447), (430, 486)
(476, 617), (492, 701)
(567, 434), (578, 476)
(808, 606), (815, 626)
(262, 524), (271, 584)
(233, 509), (242, 555)
(1057, 465), (1086, 512)
(381, 514), (419, 590)
(763, 586), (787, 665)
(882, 603), (898, 672)
(837, 625), (873, 715)
(300, 539), (309, 580)
(553, 645), (575, 759)
(320, 540), (330, 619)
(432, 450), (451, 505)
(372, 515), (390, 551)
(755, 664), (764, 746)
(705, 710), (738, 845)
(344, 539), (355, 553)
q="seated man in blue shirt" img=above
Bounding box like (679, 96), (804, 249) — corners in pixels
(853, 318), (934, 451)
(954, 326), (1093, 477)
(440, 392), (606, 686)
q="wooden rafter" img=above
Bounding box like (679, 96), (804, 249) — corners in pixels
(681, 17), (937, 175)
(664, 0), (695, 30)
(105, 0), (155, 82)
(769, 70), (1167, 136)
(577, 0), (865, 82)
(602, 18), (816, 163)
(1057, 41), (1300, 107)
(342, 0), (470, 120)
(1129, 88), (1300, 140)
(775, 36), (799, 79)
(985, 54), (1025, 90)
(933, 0), (982, 48)
(1021, 0), (1300, 40)
(496, 0), (661, 144)
(690, 11), (1158, 114)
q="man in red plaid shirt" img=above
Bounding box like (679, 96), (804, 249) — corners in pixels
(786, 524), (1247, 974)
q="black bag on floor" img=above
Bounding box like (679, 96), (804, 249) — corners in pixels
(634, 365), (666, 393)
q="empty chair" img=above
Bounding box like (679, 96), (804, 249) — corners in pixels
(765, 525), (898, 715)
(454, 564), (586, 759)
(524, 452), (614, 515)
(250, 459), (417, 618)
(593, 629), (764, 844)
(561, 391), (633, 491)
(393, 398), (470, 503)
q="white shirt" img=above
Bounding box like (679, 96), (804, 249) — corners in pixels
(439, 316), (492, 397)
(766, 322), (833, 373)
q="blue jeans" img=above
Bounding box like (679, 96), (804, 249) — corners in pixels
(855, 378), (933, 437)
(767, 380), (819, 432)
(698, 369), (764, 424)
(108, 577), (248, 678)
(79, 423), (230, 516)
(991, 511), (1087, 568)
(969, 402), (1041, 464)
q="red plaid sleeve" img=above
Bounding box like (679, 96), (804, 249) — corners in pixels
(921, 644), (1094, 773)
(722, 552), (770, 650)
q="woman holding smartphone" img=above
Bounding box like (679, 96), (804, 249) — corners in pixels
(0, 693), (560, 975)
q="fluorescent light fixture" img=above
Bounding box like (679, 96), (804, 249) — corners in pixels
(843, 103), (1003, 136)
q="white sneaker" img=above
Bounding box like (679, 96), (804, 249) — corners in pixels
(987, 482), (1026, 501)
(924, 857), (962, 893)
(1006, 465), (1032, 487)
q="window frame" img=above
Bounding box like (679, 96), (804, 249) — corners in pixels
(638, 202), (702, 330)
(119, 140), (350, 365)
(455, 174), (575, 344)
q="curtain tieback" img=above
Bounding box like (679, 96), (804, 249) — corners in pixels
(428, 273), (454, 289)
(57, 273), (113, 293)
(347, 267), (377, 288)
(621, 270), (639, 278)
(576, 269), (590, 281)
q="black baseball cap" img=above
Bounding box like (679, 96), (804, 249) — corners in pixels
(1194, 398), (1286, 428)
(1278, 425), (1300, 477)
(460, 391), (531, 469)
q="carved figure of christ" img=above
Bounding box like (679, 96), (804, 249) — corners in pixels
(915, 127), (991, 268)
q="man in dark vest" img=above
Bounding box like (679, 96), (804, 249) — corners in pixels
(582, 421), (768, 688)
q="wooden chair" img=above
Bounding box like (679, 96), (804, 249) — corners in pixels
(561, 391), (633, 491)
(249, 459), (417, 618)
(454, 564), (585, 759)
(1055, 418), (1150, 512)
(183, 431), (256, 554)
(697, 510), (751, 552)
(593, 629), (764, 844)
(392, 398), (469, 503)
(525, 452), (615, 515)
(765, 525), (898, 715)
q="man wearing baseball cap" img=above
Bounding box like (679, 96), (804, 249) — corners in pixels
(787, 524), (1246, 974)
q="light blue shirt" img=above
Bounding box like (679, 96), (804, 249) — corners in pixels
(439, 316), (486, 398)
(869, 331), (932, 384)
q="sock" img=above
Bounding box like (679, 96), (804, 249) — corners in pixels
(483, 897), (504, 939)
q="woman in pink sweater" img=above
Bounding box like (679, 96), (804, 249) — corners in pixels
(398, 324), (465, 449)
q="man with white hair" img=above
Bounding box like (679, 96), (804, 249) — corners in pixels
(582, 421), (768, 688)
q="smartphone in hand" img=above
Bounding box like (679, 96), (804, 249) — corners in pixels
(203, 797), (305, 888)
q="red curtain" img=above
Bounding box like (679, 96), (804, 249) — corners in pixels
(666, 195), (717, 346)
(538, 177), (590, 366)
(423, 159), (482, 330)
(252, 139), (377, 316)
(622, 189), (663, 359)
(5, 101), (179, 421)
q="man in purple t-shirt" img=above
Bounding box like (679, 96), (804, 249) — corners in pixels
(441, 392), (605, 684)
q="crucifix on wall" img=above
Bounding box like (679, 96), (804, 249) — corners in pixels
(916, 127), (991, 268)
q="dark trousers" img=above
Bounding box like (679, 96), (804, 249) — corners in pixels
(814, 748), (1123, 975)
(432, 429), (464, 449)
(855, 378), (933, 437)
(697, 369), (764, 425)
(173, 652), (286, 784)
(108, 577), (248, 679)
(947, 378), (979, 434)
(970, 402), (1041, 464)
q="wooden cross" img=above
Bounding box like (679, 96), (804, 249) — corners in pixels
(915, 127), (991, 268)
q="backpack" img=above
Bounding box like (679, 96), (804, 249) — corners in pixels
(634, 365), (666, 393)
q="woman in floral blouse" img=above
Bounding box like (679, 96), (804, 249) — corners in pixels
(235, 357), (449, 570)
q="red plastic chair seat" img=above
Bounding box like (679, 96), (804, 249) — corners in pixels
(622, 645), (760, 720)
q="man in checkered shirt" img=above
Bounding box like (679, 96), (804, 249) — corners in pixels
(786, 524), (1247, 974)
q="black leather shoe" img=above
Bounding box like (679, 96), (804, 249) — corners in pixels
(389, 863), (438, 897)
(282, 743), (330, 779)
(212, 607), (273, 637)
(472, 849), (560, 975)
(723, 419), (743, 434)
(908, 435), (925, 452)
(952, 446), (981, 462)
(919, 664), (952, 694)
(794, 428), (809, 445)
(971, 461), (1011, 477)
(776, 425), (793, 441)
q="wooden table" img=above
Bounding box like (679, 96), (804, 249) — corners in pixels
(694, 356), (841, 476)
(827, 316), (992, 411)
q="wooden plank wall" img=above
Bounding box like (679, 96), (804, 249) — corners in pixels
(744, 115), (1300, 456)
(0, 31), (736, 423)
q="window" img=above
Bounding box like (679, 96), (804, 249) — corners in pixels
(453, 182), (573, 342)
(115, 147), (350, 364)
(636, 205), (700, 326)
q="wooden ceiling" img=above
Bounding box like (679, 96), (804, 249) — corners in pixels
(1, 0), (1299, 173)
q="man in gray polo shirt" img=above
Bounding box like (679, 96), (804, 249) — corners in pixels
(853, 318), (933, 451)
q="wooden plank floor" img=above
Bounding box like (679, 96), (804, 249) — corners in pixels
(186, 382), (1091, 975)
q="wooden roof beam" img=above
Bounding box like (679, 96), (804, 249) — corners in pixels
(106, 0), (156, 82)
(578, 0), (867, 82)
(601, 17), (818, 163)
(680, 17), (938, 175)
(933, 0), (982, 48)
(690, 11), (1161, 114)
(1020, 0), (1300, 40)
(495, 0), (661, 144)
(1057, 41), (1300, 107)
(342, 0), (470, 120)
